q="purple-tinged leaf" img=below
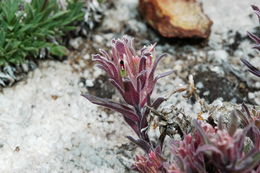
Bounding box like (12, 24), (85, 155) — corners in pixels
(109, 79), (124, 96)
(95, 64), (113, 78)
(82, 94), (139, 122)
(93, 59), (113, 77)
(252, 5), (260, 21)
(229, 111), (239, 136)
(255, 165), (260, 173)
(99, 49), (112, 61)
(242, 103), (252, 120)
(192, 161), (208, 173)
(140, 117), (149, 142)
(155, 70), (174, 81)
(233, 130), (246, 161)
(123, 80), (140, 106)
(252, 44), (260, 51)
(174, 155), (185, 171)
(246, 125), (260, 149)
(94, 57), (120, 80)
(148, 53), (168, 81)
(247, 31), (260, 45)
(152, 97), (166, 109)
(125, 44), (136, 69)
(235, 151), (260, 172)
(140, 108), (149, 134)
(136, 70), (147, 92)
(139, 56), (146, 73)
(115, 40), (126, 57)
(234, 109), (250, 128)
(241, 58), (258, 71)
(123, 116), (139, 137)
(104, 60), (121, 79)
(193, 120), (210, 145)
(127, 136), (152, 153)
(195, 145), (223, 158)
(218, 115), (224, 130)
(241, 58), (260, 77)
(111, 46), (120, 63)
(252, 5), (260, 12)
(249, 68), (260, 77)
(154, 145), (162, 155)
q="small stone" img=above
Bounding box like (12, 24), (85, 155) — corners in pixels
(249, 91), (260, 105)
(208, 50), (228, 63)
(234, 50), (243, 58)
(256, 82), (260, 88)
(211, 98), (223, 107)
(211, 66), (224, 76)
(69, 37), (83, 50)
(248, 92), (255, 100)
(14, 146), (20, 152)
(214, 50), (228, 62)
(201, 113), (209, 120)
(196, 82), (204, 89)
(93, 35), (104, 44)
(79, 82), (84, 87)
(139, 0), (213, 38)
(85, 79), (94, 87)
(83, 54), (90, 60)
(203, 91), (210, 96)
(22, 63), (29, 72)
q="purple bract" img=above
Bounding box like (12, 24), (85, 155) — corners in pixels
(83, 36), (173, 152)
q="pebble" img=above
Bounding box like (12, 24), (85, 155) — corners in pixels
(85, 79), (94, 87)
(83, 54), (90, 60)
(69, 37), (83, 50)
(196, 82), (204, 89)
(208, 50), (228, 63)
(93, 35), (104, 44)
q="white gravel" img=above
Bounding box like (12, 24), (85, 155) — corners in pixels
(0, 61), (133, 172)
(0, 0), (260, 172)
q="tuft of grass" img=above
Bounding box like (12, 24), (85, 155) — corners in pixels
(0, 0), (84, 66)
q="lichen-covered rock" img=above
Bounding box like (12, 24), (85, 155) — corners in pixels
(139, 0), (213, 38)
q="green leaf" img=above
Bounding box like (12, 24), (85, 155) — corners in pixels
(0, 0), (84, 66)
(49, 45), (68, 56)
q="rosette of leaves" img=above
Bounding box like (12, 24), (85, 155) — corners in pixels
(134, 117), (260, 173)
(0, 0), (84, 86)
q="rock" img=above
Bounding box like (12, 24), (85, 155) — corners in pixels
(194, 71), (246, 103)
(248, 91), (260, 105)
(139, 0), (213, 38)
(69, 37), (83, 50)
(208, 50), (228, 63)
